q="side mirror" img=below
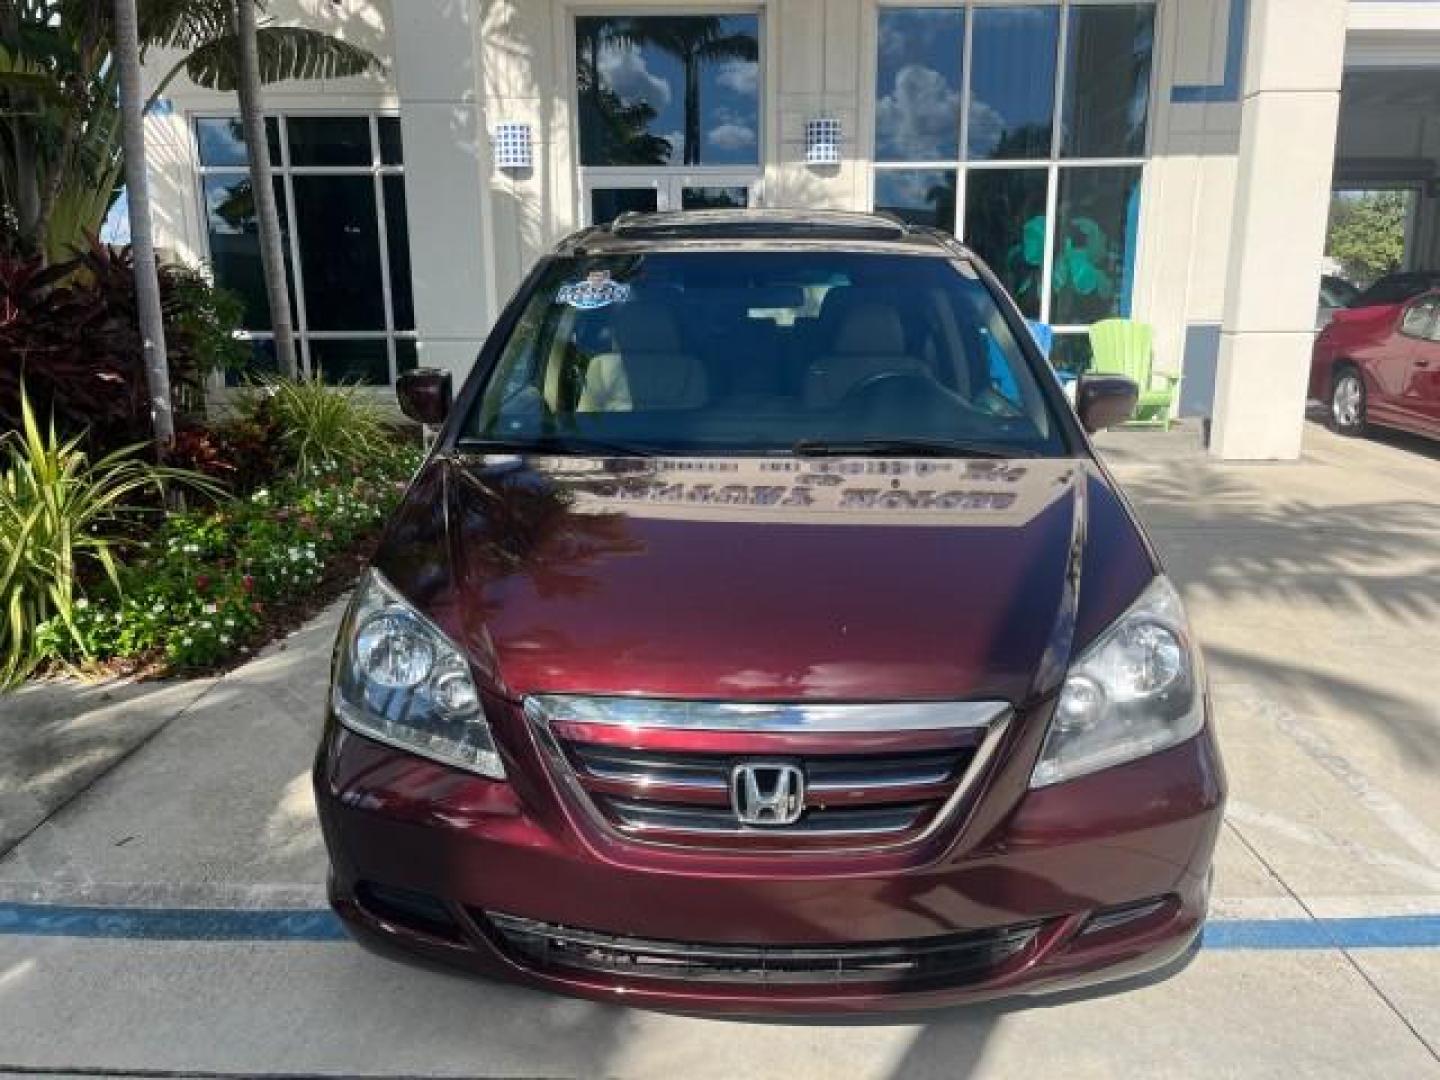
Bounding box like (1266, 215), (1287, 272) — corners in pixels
(396, 368), (452, 426)
(1075, 374), (1139, 434)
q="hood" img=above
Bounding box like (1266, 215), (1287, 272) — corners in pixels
(375, 454), (1157, 706)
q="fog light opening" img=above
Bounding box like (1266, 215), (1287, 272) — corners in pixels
(355, 881), (463, 943)
(1079, 896), (1172, 937)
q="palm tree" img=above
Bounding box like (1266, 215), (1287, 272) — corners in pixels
(0, 1), (379, 263)
(622, 17), (757, 166)
(231, 0), (295, 377)
(575, 19), (671, 167)
(113, 0), (172, 445)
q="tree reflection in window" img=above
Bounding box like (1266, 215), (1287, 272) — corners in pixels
(576, 15), (759, 168)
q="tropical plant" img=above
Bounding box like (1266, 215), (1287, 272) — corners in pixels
(244, 376), (390, 477)
(0, 1), (381, 263)
(1, 242), (248, 450)
(0, 386), (222, 685)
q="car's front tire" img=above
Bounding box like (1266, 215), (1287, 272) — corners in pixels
(1330, 366), (1367, 437)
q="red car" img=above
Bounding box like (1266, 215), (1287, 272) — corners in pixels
(1311, 277), (1440, 438)
(314, 211), (1225, 1013)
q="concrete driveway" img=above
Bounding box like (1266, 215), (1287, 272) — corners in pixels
(1, 421), (1438, 1079)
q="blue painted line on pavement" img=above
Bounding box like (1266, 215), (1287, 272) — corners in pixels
(1202, 915), (1440, 951)
(1, 902), (1439, 950)
(0, 902), (348, 942)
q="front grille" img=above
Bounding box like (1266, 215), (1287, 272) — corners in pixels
(527, 698), (1009, 851)
(566, 743), (977, 847)
(486, 912), (1043, 987)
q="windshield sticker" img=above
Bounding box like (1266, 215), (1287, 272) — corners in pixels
(557, 271), (632, 310)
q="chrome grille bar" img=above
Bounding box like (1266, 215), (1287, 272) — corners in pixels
(526, 696), (1009, 733)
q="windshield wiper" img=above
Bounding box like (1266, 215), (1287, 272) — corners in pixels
(791, 437), (1032, 459)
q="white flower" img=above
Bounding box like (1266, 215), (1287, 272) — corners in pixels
(220, 635), (231, 645)
(75, 598), (89, 610)
(181, 636), (193, 646)
(203, 603), (218, 615)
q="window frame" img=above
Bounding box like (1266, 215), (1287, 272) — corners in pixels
(866, 0), (1158, 343)
(191, 109), (416, 386)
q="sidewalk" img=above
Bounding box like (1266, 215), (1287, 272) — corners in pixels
(1, 420), (1437, 1078)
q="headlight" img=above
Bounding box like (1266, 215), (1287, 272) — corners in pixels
(332, 569), (504, 779)
(1030, 575), (1204, 788)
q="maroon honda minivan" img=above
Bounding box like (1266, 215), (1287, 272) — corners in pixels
(314, 210), (1225, 1013)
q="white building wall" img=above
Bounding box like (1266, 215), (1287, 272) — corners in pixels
(139, 0), (1440, 454)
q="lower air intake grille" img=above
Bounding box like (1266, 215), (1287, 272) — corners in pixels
(485, 912), (1042, 986)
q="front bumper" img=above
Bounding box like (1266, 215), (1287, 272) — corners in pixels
(314, 700), (1225, 1014)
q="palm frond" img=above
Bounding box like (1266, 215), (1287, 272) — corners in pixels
(182, 25), (382, 92)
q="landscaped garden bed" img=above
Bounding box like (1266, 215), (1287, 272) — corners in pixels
(37, 440), (421, 679)
(1, 241), (427, 686)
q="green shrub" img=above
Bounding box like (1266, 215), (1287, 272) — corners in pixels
(0, 389), (223, 686)
(37, 440), (423, 674)
(242, 376), (391, 478)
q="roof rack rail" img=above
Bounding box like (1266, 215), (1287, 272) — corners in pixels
(606, 209), (912, 243)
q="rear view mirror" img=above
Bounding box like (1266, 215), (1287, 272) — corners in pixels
(1075, 374), (1138, 434)
(396, 368), (452, 426)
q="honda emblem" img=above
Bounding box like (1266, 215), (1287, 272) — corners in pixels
(730, 762), (805, 826)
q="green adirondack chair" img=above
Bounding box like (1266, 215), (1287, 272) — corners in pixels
(1086, 319), (1177, 428)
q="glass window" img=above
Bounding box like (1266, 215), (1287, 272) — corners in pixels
(378, 117), (404, 165)
(682, 185), (749, 210)
(287, 115), (373, 166)
(1060, 4), (1154, 159)
(875, 8), (964, 162)
(311, 339), (390, 385)
(590, 187), (660, 225)
(576, 15), (760, 167)
(396, 338), (419, 374)
(1050, 166), (1143, 325)
(872, 5), (1153, 332)
(964, 169), (1049, 319)
(197, 112), (414, 384)
(225, 338), (280, 387)
(201, 175), (294, 331)
(969, 7), (1059, 161)
(874, 169), (957, 230)
(196, 117), (280, 166)
(1049, 333), (1092, 374)
(463, 252), (1065, 456)
(384, 176), (414, 331)
(292, 175), (385, 331)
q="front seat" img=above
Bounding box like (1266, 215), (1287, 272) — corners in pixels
(802, 301), (929, 408)
(577, 298), (708, 412)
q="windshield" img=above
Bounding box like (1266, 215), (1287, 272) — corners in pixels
(462, 251), (1067, 457)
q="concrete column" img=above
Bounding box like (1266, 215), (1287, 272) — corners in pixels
(391, 3), (496, 383)
(1209, 0), (1348, 460)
